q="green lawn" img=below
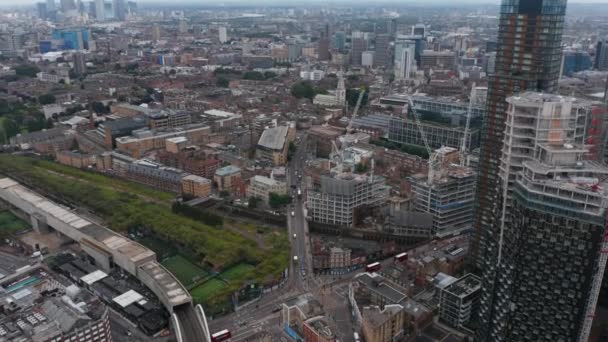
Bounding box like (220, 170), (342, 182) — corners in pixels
(220, 263), (255, 282)
(191, 279), (227, 302)
(161, 255), (209, 288)
(0, 211), (29, 234)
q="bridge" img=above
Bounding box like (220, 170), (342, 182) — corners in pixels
(0, 177), (211, 342)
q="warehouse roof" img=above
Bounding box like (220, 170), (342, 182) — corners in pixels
(258, 126), (289, 151)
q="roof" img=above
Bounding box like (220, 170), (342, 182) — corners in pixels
(389, 211), (433, 228)
(258, 126), (289, 151)
(251, 175), (283, 187)
(215, 165), (241, 177)
(113, 289), (145, 308)
(182, 174), (212, 184)
(203, 109), (238, 118)
(80, 270), (108, 285)
(442, 274), (481, 298)
(356, 273), (407, 303)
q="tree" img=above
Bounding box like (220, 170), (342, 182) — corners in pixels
(216, 77), (229, 88)
(15, 64), (40, 78)
(248, 196), (261, 209)
(346, 88), (369, 108)
(91, 102), (109, 114)
(269, 192), (291, 209)
(1, 119), (19, 140)
(355, 163), (368, 173)
(38, 94), (56, 105)
(243, 71), (265, 80)
(290, 81), (316, 100)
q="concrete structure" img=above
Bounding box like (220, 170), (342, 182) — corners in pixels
(95, 0), (105, 20)
(256, 126), (294, 166)
(409, 147), (476, 237)
(308, 126), (346, 158)
(362, 51), (374, 68)
(308, 173), (389, 228)
(351, 38), (366, 66)
(115, 125), (212, 158)
(439, 274), (481, 330)
(596, 39), (608, 71)
(388, 117), (479, 151)
(56, 150), (96, 169)
(247, 175), (287, 203)
(361, 305), (406, 342)
(0, 178), (191, 312)
(383, 210), (433, 239)
(124, 159), (186, 193)
(214, 165), (242, 193)
(181, 174), (212, 198)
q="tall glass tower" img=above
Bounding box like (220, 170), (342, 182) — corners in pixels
(472, 0), (569, 341)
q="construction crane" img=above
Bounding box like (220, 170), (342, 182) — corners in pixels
(346, 87), (366, 134)
(460, 83), (476, 166)
(406, 97), (440, 185)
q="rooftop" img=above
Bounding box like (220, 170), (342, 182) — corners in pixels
(355, 273), (407, 303)
(215, 165), (241, 177)
(258, 126), (290, 151)
(442, 274), (481, 298)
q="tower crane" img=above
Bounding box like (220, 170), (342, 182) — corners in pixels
(460, 83), (476, 166)
(346, 87), (366, 134)
(405, 97), (440, 185)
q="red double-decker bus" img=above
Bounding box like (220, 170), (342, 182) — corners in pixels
(394, 252), (408, 262)
(366, 262), (381, 273)
(211, 329), (231, 342)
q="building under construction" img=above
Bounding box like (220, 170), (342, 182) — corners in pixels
(307, 173), (389, 228)
(409, 147), (476, 237)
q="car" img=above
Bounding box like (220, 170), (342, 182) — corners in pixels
(291, 211), (295, 217)
(293, 233), (297, 239)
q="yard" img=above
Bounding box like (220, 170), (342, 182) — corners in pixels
(161, 255), (209, 288)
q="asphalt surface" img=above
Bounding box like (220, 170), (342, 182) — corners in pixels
(175, 304), (207, 342)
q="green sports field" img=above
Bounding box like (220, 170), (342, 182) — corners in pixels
(161, 255), (209, 288)
(191, 279), (227, 302)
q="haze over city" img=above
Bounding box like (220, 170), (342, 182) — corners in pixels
(0, 0), (608, 342)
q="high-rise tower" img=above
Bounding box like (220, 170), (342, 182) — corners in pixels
(473, 0), (569, 340)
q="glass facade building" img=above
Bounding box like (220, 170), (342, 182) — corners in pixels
(473, 0), (569, 341)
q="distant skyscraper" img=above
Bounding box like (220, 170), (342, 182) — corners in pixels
(37, 2), (48, 19)
(351, 37), (366, 66)
(218, 26), (228, 43)
(333, 31), (346, 51)
(394, 40), (415, 80)
(412, 24), (426, 37)
(318, 24), (330, 61)
(596, 39), (608, 71)
(472, 0), (570, 340)
(113, 0), (126, 20)
(95, 0), (105, 21)
(60, 0), (76, 12)
(562, 49), (593, 76)
(46, 0), (55, 11)
(374, 34), (390, 69)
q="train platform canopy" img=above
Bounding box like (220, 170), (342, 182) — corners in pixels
(113, 289), (146, 308)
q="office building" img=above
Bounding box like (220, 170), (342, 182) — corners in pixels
(388, 117), (480, 151)
(46, 0), (56, 11)
(596, 39), (608, 71)
(412, 24), (426, 37)
(95, 0), (105, 20)
(420, 50), (456, 71)
(351, 37), (366, 66)
(318, 25), (330, 61)
(307, 173), (389, 228)
(374, 34), (391, 69)
(0, 33), (24, 53)
(333, 31), (346, 51)
(439, 274), (481, 330)
(472, 0), (568, 280)
(394, 40), (416, 80)
(410, 147), (476, 237)
(247, 175), (287, 203)
(561, 49), (593, 77)
(219, 26), (228, 43)
(152, 24), (161, 41)
(52, 27), (91, 50)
